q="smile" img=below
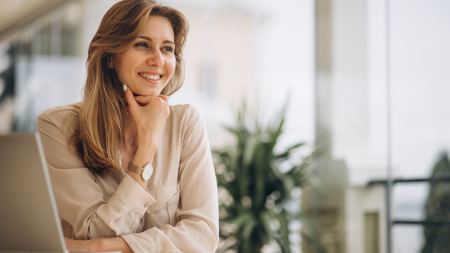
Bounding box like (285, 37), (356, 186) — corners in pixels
(139, 72), (162, 81)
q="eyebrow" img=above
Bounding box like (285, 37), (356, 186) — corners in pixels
(137, 35), (175, 44)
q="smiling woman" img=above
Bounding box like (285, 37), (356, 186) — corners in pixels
(113, 16), (177, 97)
(36, 0), (219, 252)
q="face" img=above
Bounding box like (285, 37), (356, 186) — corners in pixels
(113, 15), (176, 96)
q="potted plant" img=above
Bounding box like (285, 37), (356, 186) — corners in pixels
(214, 104), (313, 253)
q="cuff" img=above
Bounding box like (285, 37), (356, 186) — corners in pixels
(96, 175), (156, 230)
(115, 175), (157, 214)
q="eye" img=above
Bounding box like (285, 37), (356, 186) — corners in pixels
(134, 41), (149, 48)
(162, 46), (175, 53)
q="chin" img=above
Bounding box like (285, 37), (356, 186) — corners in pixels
(130, 86), (160, 96)
(141, 90), (162, 97)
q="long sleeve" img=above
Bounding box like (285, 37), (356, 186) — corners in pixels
(121, 105), (220, 253)
(38, 104), (219, 252)
(37, 106), (158, 239)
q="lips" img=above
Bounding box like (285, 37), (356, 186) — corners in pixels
(139, 72), (162, 81)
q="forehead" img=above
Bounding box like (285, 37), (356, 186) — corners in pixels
(138, 15), (174, 41)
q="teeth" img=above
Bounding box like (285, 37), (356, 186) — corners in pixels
(140, 73), (161, 80)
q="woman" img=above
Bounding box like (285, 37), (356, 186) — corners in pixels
(37, 0), (219, 252)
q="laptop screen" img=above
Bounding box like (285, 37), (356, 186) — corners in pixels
(0, 133), (67, 252)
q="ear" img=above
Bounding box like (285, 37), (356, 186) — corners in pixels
(107, 56), (114, 69)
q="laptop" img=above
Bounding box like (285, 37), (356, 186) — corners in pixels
(0, 133), (120, 253)
(0, 133), (67, 252)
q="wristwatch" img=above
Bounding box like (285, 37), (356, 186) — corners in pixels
(127, 162), (153, 181)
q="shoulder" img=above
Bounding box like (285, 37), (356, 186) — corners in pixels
(169, 104), (206, 145)
(170, 104), (201, 123)
(169, 104), (204, 133)
(37, 103), (81, 138)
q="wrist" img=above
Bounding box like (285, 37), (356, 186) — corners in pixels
(127, 171), (147, 187)
(136, 127), (156, 143)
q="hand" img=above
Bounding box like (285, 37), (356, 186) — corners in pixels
(124, 86), (169, 170)
(124, 86), (170, 141)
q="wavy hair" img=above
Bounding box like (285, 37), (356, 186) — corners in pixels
(75, 0), (188, 175)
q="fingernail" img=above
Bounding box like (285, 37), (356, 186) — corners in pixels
(122, 84), (128, 92)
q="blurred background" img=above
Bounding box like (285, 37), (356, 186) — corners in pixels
(0, 0), (449, 252)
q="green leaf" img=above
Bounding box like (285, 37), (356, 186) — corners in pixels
(213, 100), (314, 252)
(275, 142), (305, 159)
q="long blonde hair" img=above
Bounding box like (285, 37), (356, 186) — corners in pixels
(75, 0), (188, 175)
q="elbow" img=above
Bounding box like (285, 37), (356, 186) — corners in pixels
(73, 213), (117, 239)
(201, 218), (220, 252)
(177, 215), (219, 252)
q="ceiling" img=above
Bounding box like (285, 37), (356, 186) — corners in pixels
(0, 0), (69, 41)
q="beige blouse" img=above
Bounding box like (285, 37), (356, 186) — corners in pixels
(37, 103), (219, 253)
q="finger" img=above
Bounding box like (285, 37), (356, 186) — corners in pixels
(155, 97), (168, 107)
(159, 95), (169, 101)
(157, 96), (169, 106)
(65, 238), (74, 249)
(124, 86), (138, 113)
(134, 95), (154, 105)
(134, 95), (168, 107)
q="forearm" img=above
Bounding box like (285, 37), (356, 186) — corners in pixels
(99, 237), (133, 253)
(66, 237), (133, 253)
(132, 132), (157, 167)
(77, 175), (156, 238)
(128, 137), (157, 188)
(120, 219), (219, 253)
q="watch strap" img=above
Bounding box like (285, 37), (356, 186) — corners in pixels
(127, 162), (145, 174)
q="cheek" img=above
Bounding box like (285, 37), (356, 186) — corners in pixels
(114, 52), (139, 78)
(114, 57), (129, 81)
(166, 57), (176, 77)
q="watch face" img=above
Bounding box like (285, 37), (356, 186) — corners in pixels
(141, 163), (153, 181)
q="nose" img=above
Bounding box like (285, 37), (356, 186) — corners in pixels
(147, 48), (164, 67)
